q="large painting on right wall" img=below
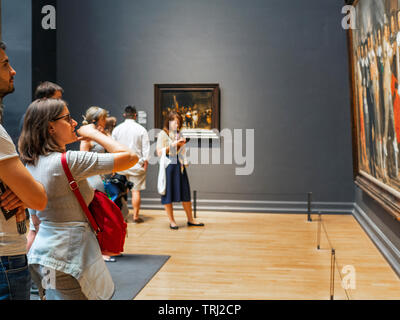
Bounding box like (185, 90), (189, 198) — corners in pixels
(349, 0), (400, 218)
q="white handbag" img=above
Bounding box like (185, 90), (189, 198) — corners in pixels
(158, 148), (171, 195)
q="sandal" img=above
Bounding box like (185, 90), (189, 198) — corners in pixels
(133, 217), (144, 224)
(187, 221), (205, 227)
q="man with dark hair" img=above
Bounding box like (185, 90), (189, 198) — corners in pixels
(0, 42), (14, 124)
(0, 41), (48, 300)
(112, 105), (150, 223)
(124, 105), (136, 117)
(34, 81), (64, 100)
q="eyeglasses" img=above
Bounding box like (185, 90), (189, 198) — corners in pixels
(52, 113), (72, 124)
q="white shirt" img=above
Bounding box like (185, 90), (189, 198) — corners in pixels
(112, 119), (150, 175)
(0, 124), (26, 257)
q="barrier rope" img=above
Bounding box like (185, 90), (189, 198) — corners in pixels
(317, 214), (351, 300)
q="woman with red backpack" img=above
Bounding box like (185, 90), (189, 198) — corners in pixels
(18, 98), (138, 300)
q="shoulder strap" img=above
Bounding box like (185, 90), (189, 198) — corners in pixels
(60, 152), (100, 234)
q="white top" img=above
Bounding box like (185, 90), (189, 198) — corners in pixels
(27, 151), (115, 299)
(156, 130), (188, 166)
(27, 151), (113, 223)
(0, 124), (26, 257)
(112, 119), (150, 175)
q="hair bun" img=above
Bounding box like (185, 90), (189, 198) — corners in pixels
(82, 116), (89, 125)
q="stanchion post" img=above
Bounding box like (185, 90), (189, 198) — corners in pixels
(317, 212), (321, 250)
(330, 248), (336, 300)
(307, 192), (312, 222)
(193, 190), (197, 219)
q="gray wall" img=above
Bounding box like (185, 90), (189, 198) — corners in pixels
(1, 0), (31, 143)
(57, 0), (354, 212)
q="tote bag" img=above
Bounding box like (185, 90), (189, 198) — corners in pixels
(157, 148), (171, 195)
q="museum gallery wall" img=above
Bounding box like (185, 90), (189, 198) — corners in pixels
(56, 0), (354, 211)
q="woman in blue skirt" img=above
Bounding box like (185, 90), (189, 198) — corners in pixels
(156, 111), (204, 230)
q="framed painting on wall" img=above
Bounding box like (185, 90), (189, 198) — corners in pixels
(348, 0), (400, 219)
(154, 84), (220, 139)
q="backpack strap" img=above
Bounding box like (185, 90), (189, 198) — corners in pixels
(60, 152), (100, 234)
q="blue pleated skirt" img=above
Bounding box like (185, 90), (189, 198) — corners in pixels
(161, 157), (191, 205)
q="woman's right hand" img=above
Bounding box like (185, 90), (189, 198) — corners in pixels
(79, 125), (139, 172)
(0, 187), (25, 212)
(77, 124), (100, 141)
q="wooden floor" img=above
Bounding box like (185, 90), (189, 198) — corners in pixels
(122, 210), (400, 300)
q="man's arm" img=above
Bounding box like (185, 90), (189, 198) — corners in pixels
(0, 157), (47, 211)
(141, 130), (151, 170)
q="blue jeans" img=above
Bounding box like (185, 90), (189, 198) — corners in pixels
(0, 255), (31, 300)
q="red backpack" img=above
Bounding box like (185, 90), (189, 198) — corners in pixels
(61, 153), (127, 256)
